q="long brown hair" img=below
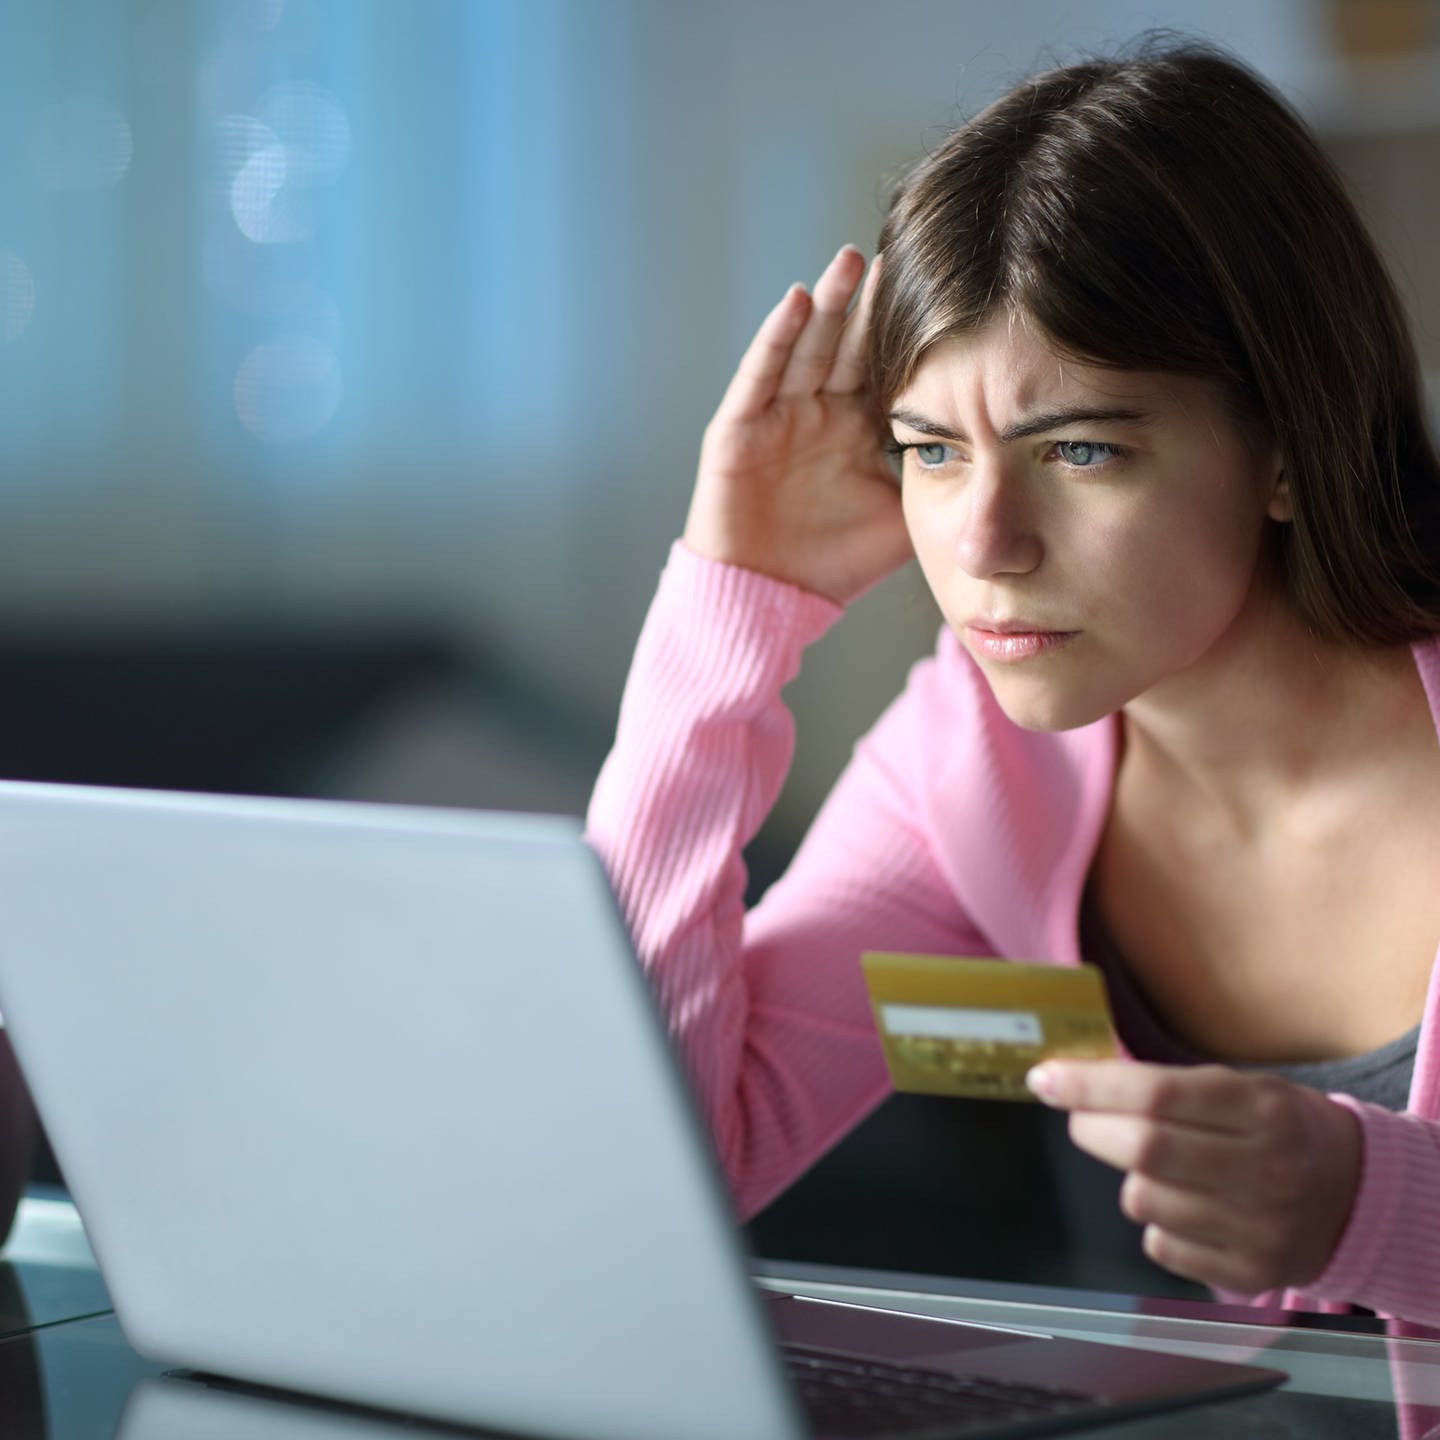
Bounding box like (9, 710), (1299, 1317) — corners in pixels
(870, 37), (1440, 646)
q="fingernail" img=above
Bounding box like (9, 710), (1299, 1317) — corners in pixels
(1026, 1064), (1058, 1103)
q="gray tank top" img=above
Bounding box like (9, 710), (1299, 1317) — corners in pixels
(1079, 891), (1418, 1112)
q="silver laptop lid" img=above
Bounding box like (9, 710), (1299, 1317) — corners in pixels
(0, 781), (803, 1440)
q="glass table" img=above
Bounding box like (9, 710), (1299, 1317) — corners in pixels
(4, 1192), (1439, 1439)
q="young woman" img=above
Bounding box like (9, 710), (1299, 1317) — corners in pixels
(587, 39), (1440, 1323)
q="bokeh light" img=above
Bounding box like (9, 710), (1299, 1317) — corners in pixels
(233, 335), (342, 442)
(218, 83), (350, 245)
(257, 83), (350, 189)
(223, 118), (303, 243)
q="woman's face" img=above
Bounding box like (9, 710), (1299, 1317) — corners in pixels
(889, 316), (1290, 732)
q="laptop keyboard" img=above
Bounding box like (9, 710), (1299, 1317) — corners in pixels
(783, 1343), (1092, 1438)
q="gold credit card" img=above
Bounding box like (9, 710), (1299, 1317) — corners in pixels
(861, 952), (1119, 1101)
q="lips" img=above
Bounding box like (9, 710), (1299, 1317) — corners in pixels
(963, 623), (1079, 662)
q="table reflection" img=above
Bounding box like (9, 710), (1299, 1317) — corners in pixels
(101, 1354), (1440, 1440)
(0, 1304), (1432, 1440)
(115, 1373), (500, 1440)
(0, 1264), (43, 1435)
(3, 1181), (1440, 1440)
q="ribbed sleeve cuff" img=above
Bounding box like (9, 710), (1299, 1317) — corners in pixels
(628, 542), (843, 713)
(1296, 1095), (1440, 1320)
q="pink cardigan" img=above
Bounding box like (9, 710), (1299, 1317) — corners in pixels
(587, 542), (1440, 1323)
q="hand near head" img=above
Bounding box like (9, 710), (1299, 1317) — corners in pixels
(684, 247), (913, 606)
(1027, 1060), (1362, 1296)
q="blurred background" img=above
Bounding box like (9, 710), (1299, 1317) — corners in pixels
(2, 0), (1438, 1294)
(0, 0), (1434, 852)
(3, 0), (1438, 857)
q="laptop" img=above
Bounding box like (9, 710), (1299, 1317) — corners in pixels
(0, 779), (1285, 1438)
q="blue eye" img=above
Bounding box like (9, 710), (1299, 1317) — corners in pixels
(913, 442), (955, 468)
(1055, 440), (1121, 468)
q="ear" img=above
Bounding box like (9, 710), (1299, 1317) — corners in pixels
(1263, 447), (1292, 523)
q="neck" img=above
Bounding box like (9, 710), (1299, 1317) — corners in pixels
(1119, 588), (1424, 833)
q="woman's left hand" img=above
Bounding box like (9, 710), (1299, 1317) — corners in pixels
(1027, 1059), (1362, 1294)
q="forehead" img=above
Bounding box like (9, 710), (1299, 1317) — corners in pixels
(893, 314), (1218, 426)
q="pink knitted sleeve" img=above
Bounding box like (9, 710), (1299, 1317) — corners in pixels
(1207, 1099), (1440, 1324)
(587, 544), (990, 1217)
(1268, 1098), (1440, 1324)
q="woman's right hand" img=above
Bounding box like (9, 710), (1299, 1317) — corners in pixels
(683, 247), (912, 606)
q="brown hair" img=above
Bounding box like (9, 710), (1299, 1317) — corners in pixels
(870, 37), (1440, 646)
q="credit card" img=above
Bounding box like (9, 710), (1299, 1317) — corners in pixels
(861, 952), (1119, 1101)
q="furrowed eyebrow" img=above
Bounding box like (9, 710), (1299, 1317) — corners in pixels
(1000, 406), (1156, 442)
(887, 409), (964, 440)
(887, 405), (1157, 443)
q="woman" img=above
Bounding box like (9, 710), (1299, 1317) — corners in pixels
(587, 38), (1440, 1322)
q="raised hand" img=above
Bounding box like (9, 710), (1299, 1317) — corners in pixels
(1027, 1059), (1362, 1295)
(683, 247), (912, 606)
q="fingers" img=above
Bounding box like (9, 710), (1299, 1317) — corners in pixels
(1067, 1102), (1285, 1282)
(1121, 1172), (1218, 1234)
(713, 283), (813, 424)
(1029, 1059), (1258, 1135)
(1043, 1063), (1363, 1294)
(1067, 1111), (1243, 1194)
(1138, 1227), (1267, 1293)
(1127, 1180), (1308, 1294)
(713, 247), (873, 424)
(775, 246), (867, 399)
(828, 251), (881, 396)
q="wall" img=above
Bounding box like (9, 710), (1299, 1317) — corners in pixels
(0, 0), (1434, 852)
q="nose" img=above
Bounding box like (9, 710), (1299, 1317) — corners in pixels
(953, 458), (1042, 579)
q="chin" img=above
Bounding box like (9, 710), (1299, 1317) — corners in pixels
(983, 677), (1120, 734)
